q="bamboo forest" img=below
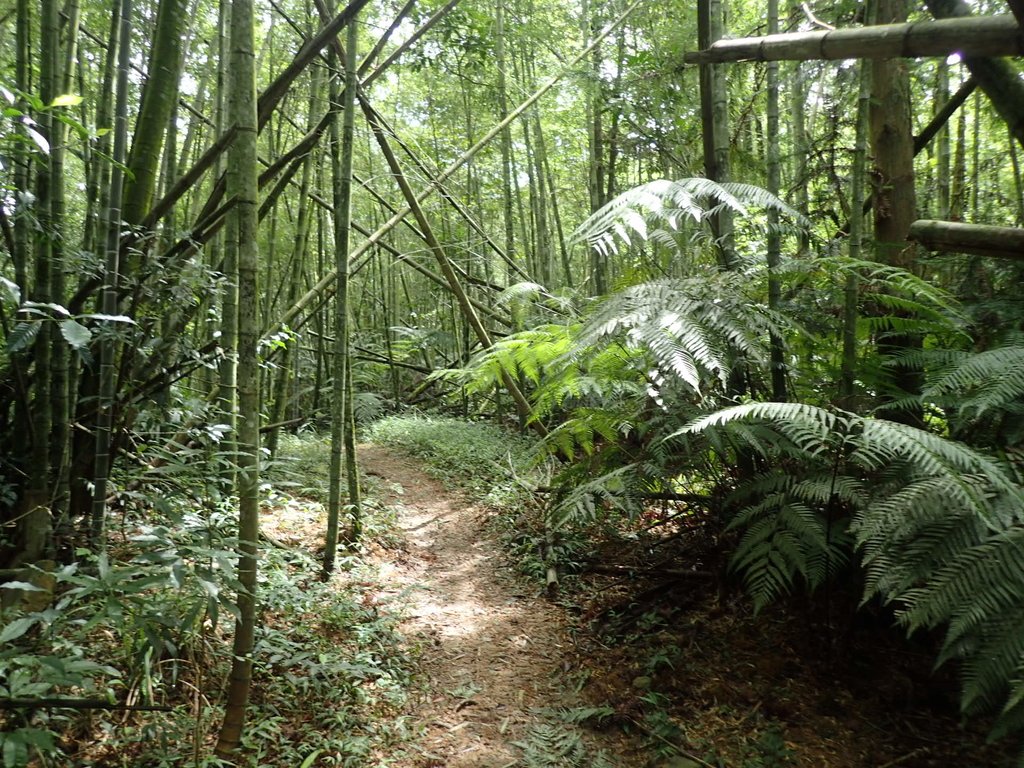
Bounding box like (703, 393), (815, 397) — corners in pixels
(3, 0), (1024, 763)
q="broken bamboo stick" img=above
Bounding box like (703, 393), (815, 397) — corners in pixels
(683, 14), (1024, 64)
(909, 219), (1024, 260)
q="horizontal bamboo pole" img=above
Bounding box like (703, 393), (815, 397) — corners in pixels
(683, 15), (1024, 63)
(909, 219), (1024, 260)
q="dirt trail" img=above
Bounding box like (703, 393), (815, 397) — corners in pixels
(360, 445), (644, 768)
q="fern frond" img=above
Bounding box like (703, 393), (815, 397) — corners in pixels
(857, 478), (993, 599)
(677, 401), (841, 442)
(352, 392), (385, 425)
(729, 500), (844, 611)
(673, 392), (1024, 742)
(924, 345), (1024, 419)
(514, 723), (588, 768)
(852, 419), (1018, 499)
(899, 529), (1024, 632)
(571, 276), (786, 398)
(540, 408), (625, 461)
(440, 325), (576, 395)
(571, 177), (806, 257)
(496, 281), (548, 307)
(547, 465), (639, 530)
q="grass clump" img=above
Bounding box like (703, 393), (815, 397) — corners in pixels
(367, 414), (538, 509)
(264, 431), (333, 503)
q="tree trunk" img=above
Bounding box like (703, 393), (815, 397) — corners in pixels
(766, 0), (787, 402)
(584, 0), (607, 295)
(267, 69), (323, 459)
(495, 0), (517, 289)
(839, 35), (873, 409)
(20, 0), (61, 565)
(908, 220), (1024, 259)
(685, 14), (1024, 64)
(698, 0), (736, 271)
(272, 0), (641, 337)
(361, 98), (543, 434)
(870, 0), (923, 425)
(787, 0), (809, 255)
(1010, 126), (1024, 225)
(924, 0), (1024, 150)
(529, 111), (553, 288)
(7, 0), (33, 551)
(216, 0), (240, 487)
(935, 60), (951, 219)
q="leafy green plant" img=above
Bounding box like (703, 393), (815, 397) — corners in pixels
(743, 725), (795, 768)
(512, 713), (618, 768)
(514, 724), (588, 767)
(0, 534), (233, 767)
(430, 172), (1024, 750)
(898, 339), (1024, 447)
(0, 424), (425, 767)
(264, 432), (333, 502)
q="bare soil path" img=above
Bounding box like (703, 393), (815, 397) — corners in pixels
(359, 445), (646, 768)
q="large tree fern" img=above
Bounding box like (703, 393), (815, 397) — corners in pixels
(677, 401), (1024, 740)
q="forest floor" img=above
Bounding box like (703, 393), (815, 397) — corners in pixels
(30, 430), (1016, 766)
(356, 444), (646, 768)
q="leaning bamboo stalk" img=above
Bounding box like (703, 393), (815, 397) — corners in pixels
(271, 0), (643, 338)
(361, 97), (544, 433)
(364, 103), (532, 283)
(1008, 0), (1024, 24)
(683, 15), (1023, 64)
(357, 0), (417, 76)
(144, 0), (375, 231)
(309, 0), (526, 289)
(925, 0), (1024, 151)
(362, 0), (460, 87)
(257, 0), (371, 127)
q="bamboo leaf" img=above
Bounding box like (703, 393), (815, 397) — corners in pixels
(78, 313), (136, 325)
(22, 301), (70, 317)
(0, 581), (45, 592)
(25, 125), (49, 154)
(49, 93), (83, 107)
(0, 617), (36, 643)
(0, 277), (20, 305)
